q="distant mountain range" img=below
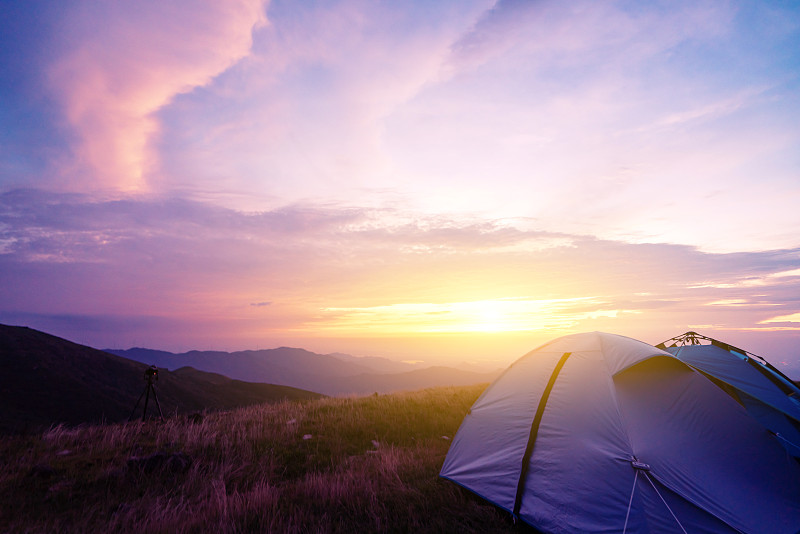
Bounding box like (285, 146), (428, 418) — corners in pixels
(0, 324), (323, 434)
(0, 323), (501, 433)
(106, 346), (502, 396)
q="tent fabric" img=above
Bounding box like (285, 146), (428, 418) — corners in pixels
(666, 343), (800, 422)
(440, 332), (800, 534)
(737, 392), (800, 456)
(666, 343), (800, 456)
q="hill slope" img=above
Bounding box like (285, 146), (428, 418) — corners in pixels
(0, 324), (323, 434)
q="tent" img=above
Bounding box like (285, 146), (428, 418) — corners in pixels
(657, 331), (800, 457)
(440, 332), (800, 534)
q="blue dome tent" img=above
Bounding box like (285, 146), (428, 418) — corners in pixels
(440, 332), (800, 533)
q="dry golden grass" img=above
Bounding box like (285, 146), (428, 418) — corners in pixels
(0, 384), (525, 533)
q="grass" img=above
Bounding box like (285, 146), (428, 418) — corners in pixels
(0, 384), (527, 533)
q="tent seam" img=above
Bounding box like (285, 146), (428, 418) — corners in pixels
(512, 351), (572, 518)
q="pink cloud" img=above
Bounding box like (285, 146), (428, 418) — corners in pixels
(48, 0), (267, 192)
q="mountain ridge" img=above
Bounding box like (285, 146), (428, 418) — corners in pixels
(106, 346), (501, 396)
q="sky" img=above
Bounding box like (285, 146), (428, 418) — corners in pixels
(1, 0), (800, 372)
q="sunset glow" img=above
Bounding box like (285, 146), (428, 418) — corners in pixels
(319, 298), (623, 334)
(1, 0), (800, 372)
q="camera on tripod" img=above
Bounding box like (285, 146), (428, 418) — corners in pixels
(144, 365), (159, 382)
(130, 365), (164, 421)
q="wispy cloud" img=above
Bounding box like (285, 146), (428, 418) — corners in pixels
(445, 0), (544, 74)
(47, 0), (266, 191)
(760, 313), (800, 324)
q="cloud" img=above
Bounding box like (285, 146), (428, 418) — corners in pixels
(2, 189), (800, 363)
(760, 313), (800, 324)
(29, 0), (797, 254)
(446, 0), (545, 74)
(382, 0), (800, 254)
(152, 1), (494, 207)
(445, 0), (731, 76)
(47, 0), (266, 192)
(3, 189), (799, 318)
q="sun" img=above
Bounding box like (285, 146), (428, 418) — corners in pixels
(468, 301), (517, 332)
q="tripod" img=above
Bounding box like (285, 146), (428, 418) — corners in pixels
(129, 365), (164, 421)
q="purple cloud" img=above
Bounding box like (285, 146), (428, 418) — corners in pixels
(2, 189), (800, 363)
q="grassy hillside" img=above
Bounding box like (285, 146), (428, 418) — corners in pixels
(0, 384), (528, 533)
